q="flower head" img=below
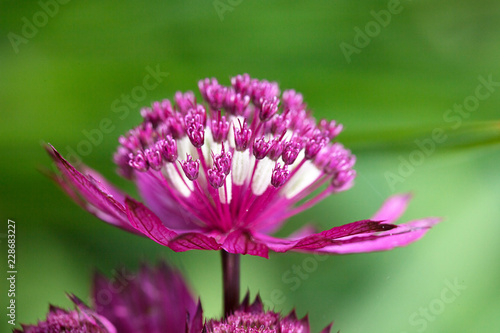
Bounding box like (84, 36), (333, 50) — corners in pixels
(205, 293), (332, 333)
(14, 296), (116, 333)
(92, 262), (202, 333)
(17, 263), (202, 333)
(47, 74), (440, 257)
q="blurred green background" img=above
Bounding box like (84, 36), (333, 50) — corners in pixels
(1, 0), (500, 332)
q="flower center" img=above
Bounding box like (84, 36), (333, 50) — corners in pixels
(113, 74), (356, 232)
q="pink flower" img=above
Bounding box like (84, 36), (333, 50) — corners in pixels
(46, 74), (440, 258)
(14, 296), (116, 333)
(205, 293), (332, 333)
(16, 263), (202, 333)
(92, 263), (202, 333)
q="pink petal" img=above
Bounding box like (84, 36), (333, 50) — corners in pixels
(222, 231), (270, 258)
(319, 219), (396, 239)
(252, 234), (296, 253)
(320, 323), (333, 333)
(83, 167), (127, 205)
(372, 193), (412, 223)
(254, 220), (394, 253)
(125, 198), (219, 251)
(46, 144), (139, 234)
(287, 224), (317, 239)
(292, 234), (336, 251)
(135, 171), (201, 231)
(316, 218), (441, 254)
(168, 233), (221, 251)
(125, 197), (179, 245)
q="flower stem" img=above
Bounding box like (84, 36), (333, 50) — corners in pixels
(221, 250), (240, 315)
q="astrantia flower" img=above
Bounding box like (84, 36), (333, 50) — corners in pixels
(16, 263), (203, 333)
(92, 262), (203, 333)
(47, 74), (440, 258)
(205, 294), (332, 333)
(14, 295), (116, 333)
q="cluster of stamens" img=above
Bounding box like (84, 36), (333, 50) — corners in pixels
(113, 74), (356, 230)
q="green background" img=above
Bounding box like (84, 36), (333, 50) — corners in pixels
(1, 0), (500, 332)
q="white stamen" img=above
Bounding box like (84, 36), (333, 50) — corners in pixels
(219, 176), (233, 204)
(281, 160), (322, 199)
(251, 157), (275, 196)
(227, 116), (243, 149)
(289, 150), (305, 170)
(177, 136), (195, 161)
(282, 129), (294, 141)
(231, 150), (253, 185)
(201, 128), (218, 165)
(164, 163), (193, 197)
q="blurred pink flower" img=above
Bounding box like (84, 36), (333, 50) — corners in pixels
(16, 263), (202, 333)
(15, 295), (116, 333)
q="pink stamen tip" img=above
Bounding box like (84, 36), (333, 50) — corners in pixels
(145, 148), (163, 171)
(253, 136), (271, 160)
(181, 155), (200, 181)
(208, 167), (226, 188)
(267, 139), (283, 161)
(259, 96), (280, 122)
(231, 73), (252, 96)
(271, 162), (290, 188)
(234, 119), (252, 151)
(128, 151), (149, 172)
(282, 89), (304, 110)
(251, 80), (280, 106)
(282, 140), (302, 165)
(225, 91), (250, 116)
(319, 119), (343, 139)
(332, 169), (356, 189)
(158, 136), (178, 163)
(211, 112), (230, 143)
(174, 91), (196, 113)
(213, 145), (232, 176)
(271, 113), (290, 136)
(305, 134), (327, 159)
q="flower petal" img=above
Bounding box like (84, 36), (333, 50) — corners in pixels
(287, 224), (317, 239)
(222, 230), (270, 258)
(319, 323), (333, 333)
(319, 219), (396, 239)
(169, 233), (221, 251)
(254, 220), (396, 253)
(125, 197), (179, 245)
(135, 171), (202, 231)
(372, 193), (412, 223)
(315, 218), (441, 254)
(125, 197), (220, 251)
(46, 144), (139, 234)
(187, 301), (204, 333)
(92, 262), (198, 333)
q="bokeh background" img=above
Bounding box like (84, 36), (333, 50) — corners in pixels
(1, 0), (500, 332)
